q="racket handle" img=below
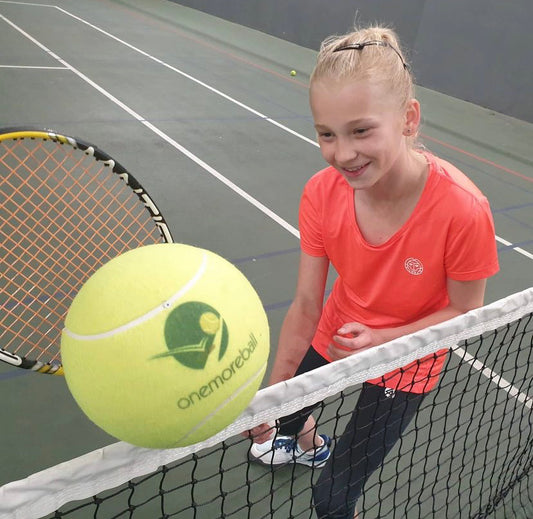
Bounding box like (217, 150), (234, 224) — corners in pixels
(0, 348), (64, 375)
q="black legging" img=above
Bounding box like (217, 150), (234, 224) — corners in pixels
(279, 347), (425, 519)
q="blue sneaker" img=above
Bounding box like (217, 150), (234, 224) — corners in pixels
(249, 434), (331, 468)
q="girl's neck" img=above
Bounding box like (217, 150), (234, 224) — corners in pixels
(357, 149), (428, 205)
(353, 150), (430, 246)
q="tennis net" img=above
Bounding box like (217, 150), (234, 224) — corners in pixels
(1, 287), (532, 519)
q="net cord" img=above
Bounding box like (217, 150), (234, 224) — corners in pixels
(0, 287), (531, 519)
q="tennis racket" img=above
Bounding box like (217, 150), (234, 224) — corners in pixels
(0, 128), (173, 375)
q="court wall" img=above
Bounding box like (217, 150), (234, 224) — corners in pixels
(171, 0), (533, 124)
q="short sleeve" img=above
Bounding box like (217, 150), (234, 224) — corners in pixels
(299, 181), (327, 257)
(445, 197), (499, 280)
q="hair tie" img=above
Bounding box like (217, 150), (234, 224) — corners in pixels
(333, 40), (409, 71)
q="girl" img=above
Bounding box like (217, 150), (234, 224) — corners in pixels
(248, 26), (499, 519)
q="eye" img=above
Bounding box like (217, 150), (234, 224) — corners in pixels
(353, 128), (368, 135)
(318, 131), (334, 140)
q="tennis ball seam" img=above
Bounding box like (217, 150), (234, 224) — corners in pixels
(63, 252), (208, 341)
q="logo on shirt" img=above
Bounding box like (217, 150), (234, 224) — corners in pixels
(404, 257), (424, 276)
(384, 388), (396, 399)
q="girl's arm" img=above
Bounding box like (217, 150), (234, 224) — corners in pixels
(268, 252), (330, 385)
(245, 252), (328, 442)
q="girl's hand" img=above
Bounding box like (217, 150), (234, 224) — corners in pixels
(242, 422), (275, 444)
(327, 322), (383, 361)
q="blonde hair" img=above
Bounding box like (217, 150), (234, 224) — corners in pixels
(310, 26), (414, 110)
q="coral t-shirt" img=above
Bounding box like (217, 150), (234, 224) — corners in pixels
(299, 153), (499, 393)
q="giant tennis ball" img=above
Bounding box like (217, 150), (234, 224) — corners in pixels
(61, 243), (269, 449)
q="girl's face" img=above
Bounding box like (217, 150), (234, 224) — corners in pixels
(310, 78), (417, 190)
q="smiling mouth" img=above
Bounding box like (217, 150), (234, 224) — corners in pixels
(341, 162), (370, 177)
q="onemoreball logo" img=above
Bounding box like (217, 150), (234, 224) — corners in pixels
(152, 301), (258, 410)
(154, 301), (229, 369)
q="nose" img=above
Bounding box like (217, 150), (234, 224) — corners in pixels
(334, 137), (358, 165)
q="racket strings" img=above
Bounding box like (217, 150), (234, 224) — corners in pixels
(1, 149), (106, 360)
(1, 138), (166, 363)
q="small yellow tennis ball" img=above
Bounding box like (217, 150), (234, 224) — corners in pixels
(199, 311), (220, 335)
(61, 243), (269, 449)
(290, 70), (297, 76)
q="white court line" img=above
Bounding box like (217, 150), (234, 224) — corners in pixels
(454, 345), (532, 409)
(52, 6), (318, 149)
(1, 8), (532, 409)
(0, 1), (54, 5)
(0, 13), (300, 240)
(496, 235), (533, 260)
(0, 65), (66, 69)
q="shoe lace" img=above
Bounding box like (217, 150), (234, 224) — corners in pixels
(272, 437), (296, 453)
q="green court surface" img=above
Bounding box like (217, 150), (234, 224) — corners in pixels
(0, 0), (532, 517)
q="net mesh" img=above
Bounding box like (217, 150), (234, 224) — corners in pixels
(0, 136), (169, 367)
(0, 288), (532, 519)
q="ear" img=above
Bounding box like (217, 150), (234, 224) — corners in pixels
(402, 98), (421, 136)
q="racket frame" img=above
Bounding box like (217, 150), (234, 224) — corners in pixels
(0, 127), (173, 375)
